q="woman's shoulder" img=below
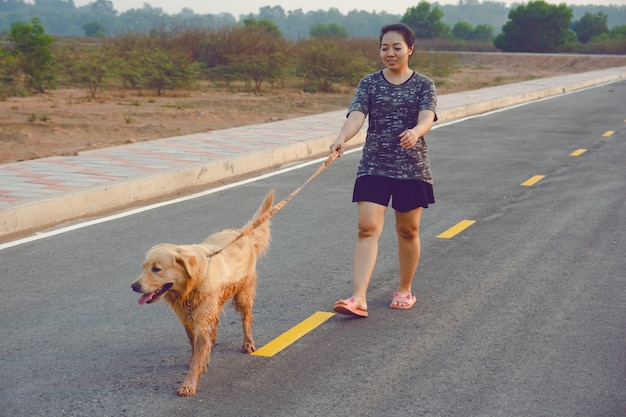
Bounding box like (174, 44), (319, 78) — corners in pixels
(411, 71), (435, 85)
(359, 70), (384, 84)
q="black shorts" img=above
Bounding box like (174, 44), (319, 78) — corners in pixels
(352, 175), (435, 212)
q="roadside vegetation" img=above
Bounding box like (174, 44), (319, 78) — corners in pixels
(1, 1), (625, 100)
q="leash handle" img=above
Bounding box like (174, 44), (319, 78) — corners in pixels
(209, 151), (339, 257)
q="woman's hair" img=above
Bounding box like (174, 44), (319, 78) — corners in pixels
(379, 23), (416, 50)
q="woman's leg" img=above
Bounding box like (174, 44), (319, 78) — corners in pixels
(393, 207), (423, 306)
(350, 201), (387, 310)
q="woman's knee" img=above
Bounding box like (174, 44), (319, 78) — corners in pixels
(358, 220), (382, 239)
(396, 223), (419, 241)
(395, 208), (422, 241)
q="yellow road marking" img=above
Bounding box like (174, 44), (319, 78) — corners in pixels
(251, 311), (335, 357)
(437, 220), (476, 239)
(602, 131), (614, 137)
(521, 175), (545, 186)
(570, 149), (587, 156)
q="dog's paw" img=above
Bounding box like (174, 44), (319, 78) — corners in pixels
(177, 383), (197, 397)
(242, 341), (256, 354)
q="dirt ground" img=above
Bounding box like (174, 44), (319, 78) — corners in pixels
(2, 52), (626, 164)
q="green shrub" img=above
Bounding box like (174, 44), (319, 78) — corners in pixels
(7, 17), (55, 92)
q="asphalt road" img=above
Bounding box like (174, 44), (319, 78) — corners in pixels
(1, 81), (625, 417)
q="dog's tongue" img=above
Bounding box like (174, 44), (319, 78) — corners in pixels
(138, 293), (153, 305)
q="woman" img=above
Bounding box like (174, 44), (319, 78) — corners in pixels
(330, 23), (437, 317)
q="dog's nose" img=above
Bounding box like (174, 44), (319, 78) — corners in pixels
(131, 282), (142, 293)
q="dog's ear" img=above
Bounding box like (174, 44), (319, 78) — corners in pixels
(174, 247), (205, 280)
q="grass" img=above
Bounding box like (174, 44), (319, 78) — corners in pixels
(27, 113), (52, 122)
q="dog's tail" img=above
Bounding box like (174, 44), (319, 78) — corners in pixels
(243, 190), (274, 257)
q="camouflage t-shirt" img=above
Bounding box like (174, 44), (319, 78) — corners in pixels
(348, 70), (438, 183)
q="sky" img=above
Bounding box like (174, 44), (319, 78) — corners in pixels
(72, 0), (624, 17)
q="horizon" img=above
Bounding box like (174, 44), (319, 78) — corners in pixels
(69, 0), (624, 17)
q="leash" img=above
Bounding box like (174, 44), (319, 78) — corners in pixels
(207, 151), (340, 259)
(185, 151), (340, 321)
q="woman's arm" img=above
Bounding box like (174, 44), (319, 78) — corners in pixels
(398, 109), (436, 149)
(330, 111), (367, 156)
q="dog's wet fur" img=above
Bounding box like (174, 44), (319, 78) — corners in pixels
(131, 190), (274, 396)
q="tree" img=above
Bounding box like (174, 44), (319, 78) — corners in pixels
(243, 17), (281, 37)
(295, 38), (368, 92)
(7, 17), (55, 92)
(452, 21), (473, 40)
(401, 1), (449, 39)
(494, 0), (574, 53)
(222, 20), (288, 91)
(83, 21), (106, 38)
(471, 24), (494, 42)
(451, 21), (494, 42)
(310, 22), (349, 39)
(0, 47), (21, 98)
(89, 0), (116, 16)
(609, 24), (626, 40)
(107, 32), (199, 94)
(139, 48), (198, 95)
(228, 27), (283, 89)
(573, 12), (609, 43)
(61, 44), (116, 98)
(198, 21), (288, 91)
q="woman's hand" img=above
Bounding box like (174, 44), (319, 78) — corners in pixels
(398, 129), (419, 149)
(330, 139), (345, 157)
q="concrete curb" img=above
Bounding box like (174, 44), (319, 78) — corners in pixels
(2, 67), (625, 240)
(436, 68), (625, 121)
(0, 131), (368, 239)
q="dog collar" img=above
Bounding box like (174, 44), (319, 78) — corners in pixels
(186, 300), (193, 322)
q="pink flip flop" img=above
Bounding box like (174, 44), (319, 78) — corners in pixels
(389, 292), (417, 310)
(333, 297), (368, 317)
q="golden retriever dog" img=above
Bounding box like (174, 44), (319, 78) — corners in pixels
(131, 190), (274, 396)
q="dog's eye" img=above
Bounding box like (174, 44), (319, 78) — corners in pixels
(151, 266), (162, 273)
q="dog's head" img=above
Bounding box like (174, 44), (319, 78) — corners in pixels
(131, 244), (205, 305)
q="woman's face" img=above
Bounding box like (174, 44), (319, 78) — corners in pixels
(379, 31), (414, 71)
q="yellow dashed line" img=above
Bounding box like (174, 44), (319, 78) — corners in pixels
(602, 131), (614, 137)
(251, 311), (335, 357)
(437, 220), (476, 239)
(253, 142), (589, 357)
(521, 175), (545, 186)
